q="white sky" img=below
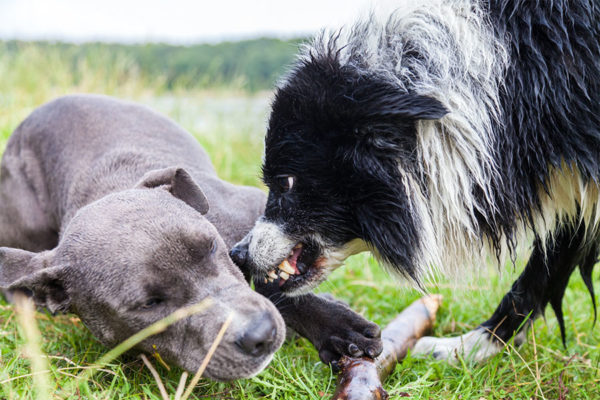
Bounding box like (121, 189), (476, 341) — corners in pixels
(0, 0), (375, 43)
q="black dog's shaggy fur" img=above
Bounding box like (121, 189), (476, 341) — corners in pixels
(234, 0), (600, 358)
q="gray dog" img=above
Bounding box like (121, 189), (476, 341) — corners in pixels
(0, 95), (286, 380)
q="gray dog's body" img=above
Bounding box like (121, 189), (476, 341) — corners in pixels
(0, 95), (261, 250)
(0, 94), (285, 380)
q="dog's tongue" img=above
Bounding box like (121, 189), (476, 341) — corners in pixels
(287, 244), (303, 274)
(274, 244), (303, 286)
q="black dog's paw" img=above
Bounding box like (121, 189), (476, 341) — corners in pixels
(272, 290), (382, 369)
(313, 303), (382, 367)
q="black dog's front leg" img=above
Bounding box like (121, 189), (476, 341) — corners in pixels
(253, 279), (383, 366)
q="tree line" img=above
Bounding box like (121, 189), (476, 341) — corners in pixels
(0, 38), (306, 92)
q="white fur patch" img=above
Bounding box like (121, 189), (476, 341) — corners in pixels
(534, 162), (600, 250)
(412, 327), (502, 362)
(247, 219), (295, 273)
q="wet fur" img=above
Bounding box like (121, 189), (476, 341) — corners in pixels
(259, 0), (600, 347)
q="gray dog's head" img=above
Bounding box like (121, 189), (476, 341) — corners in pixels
(0, 167), (285, 380)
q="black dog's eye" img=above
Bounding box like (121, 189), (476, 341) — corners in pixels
(141, 298), (163, 309)
(276, 175), (295, 193)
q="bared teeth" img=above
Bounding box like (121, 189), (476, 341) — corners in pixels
(279, 271), (290, 280)
(293, 243), (303, 249)
(267, 270), (278, 280)
(279, 260), (295, 275)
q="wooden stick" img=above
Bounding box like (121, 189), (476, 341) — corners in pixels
(174, 371), (188, 400)
(331, 294), (442, 400)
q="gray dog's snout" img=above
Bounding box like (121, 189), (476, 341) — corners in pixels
(235, 312), (277, 357)
(229, 243), (248, 267)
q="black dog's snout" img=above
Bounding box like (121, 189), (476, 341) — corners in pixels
(229, 242), (248, 267)
(235, 312), (277, 357)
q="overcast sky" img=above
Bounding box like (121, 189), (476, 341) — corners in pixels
(0, 0), (376, 44)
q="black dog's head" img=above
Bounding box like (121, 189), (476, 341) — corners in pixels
(231, 51), (448, 295)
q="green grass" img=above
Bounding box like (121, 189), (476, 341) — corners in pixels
(0, 46), (599, 400)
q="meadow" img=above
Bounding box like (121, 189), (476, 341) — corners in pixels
(0, 42), (598, 400)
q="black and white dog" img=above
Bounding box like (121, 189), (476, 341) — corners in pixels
(231, 0), (600, 362)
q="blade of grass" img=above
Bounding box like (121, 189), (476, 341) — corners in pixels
(174, 371), (188, 400)
(140, 354), (169, 400)
(70, 297), (213, 391)
(180, 313), (234, 400)
(13, 292), (52, 400)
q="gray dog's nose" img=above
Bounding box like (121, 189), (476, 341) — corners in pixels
(229, 243), (248, 267)
(235, 312), (277, 357)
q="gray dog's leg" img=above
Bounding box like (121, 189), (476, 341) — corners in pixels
(0, 152), (57, 300)
(0, 144), (58, 252)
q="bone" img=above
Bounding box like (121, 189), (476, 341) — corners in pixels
(331, 295), (442, 400)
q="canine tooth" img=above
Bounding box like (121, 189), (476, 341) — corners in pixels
(278, 260), (295, 275)
(268, 270), (278, 279)
(279, 271), (290, 280)
(264, 278), (268, 284)
(293, 243), (303, 249)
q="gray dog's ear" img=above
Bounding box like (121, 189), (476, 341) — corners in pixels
(136, 167), (210, 215)
(0, 248), (70, 314)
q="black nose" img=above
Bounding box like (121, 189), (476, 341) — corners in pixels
(229, 242), (248, 267)
(235, 312), (277, 357)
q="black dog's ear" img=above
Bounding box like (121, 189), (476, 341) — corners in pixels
(0, 248), (70, 314)
(363, 93), (448, 121)
(136, 167), (210, 215)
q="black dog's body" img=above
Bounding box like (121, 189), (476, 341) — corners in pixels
(465, 0), (600, 355)
(232, 0), (600, 361)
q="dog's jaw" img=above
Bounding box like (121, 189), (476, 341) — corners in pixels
(283, 238), (369, 296)
(247, 223), (370, 295)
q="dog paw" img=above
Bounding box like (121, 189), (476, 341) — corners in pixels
(412, 328), (501, 362)
(314, 308), (383, 367)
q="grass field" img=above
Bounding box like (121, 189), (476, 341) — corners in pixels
(0, 44), (599, 400)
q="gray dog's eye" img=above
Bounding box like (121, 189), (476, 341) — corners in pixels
(210, 239), (218, 255)
(276, 175), (295, 193)
(141, 298), (163, 309)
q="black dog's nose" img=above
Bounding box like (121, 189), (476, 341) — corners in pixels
(235, 312), (277, 357)
(229, 242), (248, 267)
